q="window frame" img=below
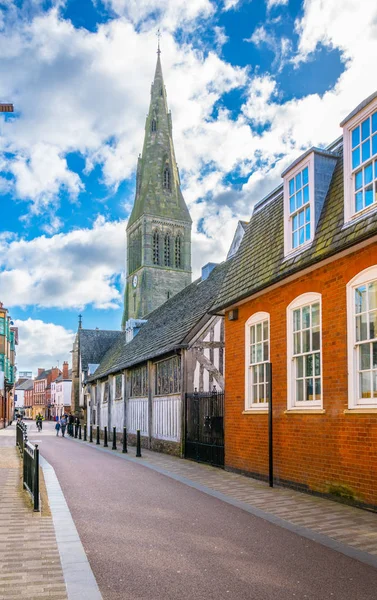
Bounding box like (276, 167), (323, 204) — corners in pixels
(244, 312), (270, 411)
(347, 265), (377, 409)
(343, 97), (377, 223)
(287, 292), (323, 411)
(283, 156), (315, 257)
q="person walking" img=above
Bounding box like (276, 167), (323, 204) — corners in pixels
(36, 414), (42, 432)
(55, 420), (61, 436)
(68, 414), (74, 437)
(60, 416), (67, 438)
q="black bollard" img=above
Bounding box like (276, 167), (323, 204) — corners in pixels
(89, 425), (93, 443)
(112, 427), (117, 450)
(96, 426), (100, 445)
(122, 427), (127, 454)
(83, 425), (87, 442)
(104, 426), (108, 447)
(136, 429), (142, 457)
(74, 425), (78, 439)
(79, 425), (82, 440)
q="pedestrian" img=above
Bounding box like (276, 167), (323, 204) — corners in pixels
(36, 414), (42, 431)
(60, 416), (67, 438)
(55, 420), (61, 436)
(74, 415), (80, 438)
(68, 414), (74, 436)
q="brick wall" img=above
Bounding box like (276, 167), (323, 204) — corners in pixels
(225, 242), (377, 508)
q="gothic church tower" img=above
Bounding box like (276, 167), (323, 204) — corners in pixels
(122, 50), (192, 327)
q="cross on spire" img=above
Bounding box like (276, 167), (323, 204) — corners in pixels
(156, 28), (161, 55)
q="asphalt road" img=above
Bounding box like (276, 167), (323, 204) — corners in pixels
(32, 422), (377, 600)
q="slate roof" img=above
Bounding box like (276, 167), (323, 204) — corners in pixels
(79, 329), (123, 372)
(16, 379), (33, 391)
(35, 369), (51, 381)
(213, 143), (377, 312)
(87, 260), (231, 381)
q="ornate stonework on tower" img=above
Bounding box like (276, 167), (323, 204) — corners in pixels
(122, 50), (192, 328)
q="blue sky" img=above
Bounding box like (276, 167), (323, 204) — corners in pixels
(0, 0), (376, 373)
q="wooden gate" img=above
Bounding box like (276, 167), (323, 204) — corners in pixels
(185, 391), (224, 468)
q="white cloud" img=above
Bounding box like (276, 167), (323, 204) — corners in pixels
(266, 0), (288, 9)
(244, 25), (292, 71)
(0, 216), (126, 309)
(14, 318), (75, 376)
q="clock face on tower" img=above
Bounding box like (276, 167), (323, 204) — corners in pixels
(132, 275), (138, 288)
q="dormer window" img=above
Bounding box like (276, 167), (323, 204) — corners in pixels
(289, 166), (310, 250)
(341, 92), (377, 222)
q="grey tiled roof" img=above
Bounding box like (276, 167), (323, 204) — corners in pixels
(87, 260), (231, 381)
(16, 379), (33, 391)
(79, 329), (122, 372)
(213, 145), (377, 312)
(35, 369), (51, 381)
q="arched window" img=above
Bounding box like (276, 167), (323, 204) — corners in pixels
(245, 312), (270, 411)
(175, 235), (182, 269)
(151, 119), (157, 132)
(153, 230), (160, 265)
(164, 233), (171, 266)
(163, 165), (171, 190)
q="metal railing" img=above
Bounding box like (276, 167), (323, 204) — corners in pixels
(16, 422), (40, 511)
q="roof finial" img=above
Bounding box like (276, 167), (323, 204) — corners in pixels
(78, 314), (82, 330)
(156, 28), (161, 56)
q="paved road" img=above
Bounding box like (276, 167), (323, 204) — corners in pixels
(31, 422), (377, 600)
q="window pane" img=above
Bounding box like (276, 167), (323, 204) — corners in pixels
(252, 365), (258, 383)
(352, 147), (360, 169)
(306, 378), (313, 401)
(370, 310), (377, 339)
(299, 227), (305, 245)
(373, 342), (377, 369)
(352, 126), (360, 148)
(263, 342), (268, 361)
(302, 167), (309, 185)
(299, 209), (304, 227)
(252, 384), (258, 402)
(293, 231), (298, 249)
(303, 329), (310, 352)
(305, 206), (310, 222)
(372, 111), (377, 133)
(315, 378), (321, 400)
(356, 313), (368, 341)
(305, 354), (313, 376)
(295, 172), (302, 190)
(312, 327), (320, 350)
(305, 224), (310, 241)
(365, 185), (373, 207)
(256, 322), (262, 342)
(289, 196), (295, 213)
(293, 309), (301, 331)
(289, 178), (295, 195)
(251, 325), (255, 344)
(355, 191), (363, 212)
(294, 332), (301, 354)
(314, 353), (321, 376)
(355, 170), (363, 190)
(258, 363), (265, 380)
(302, 305), (310, 328)
(372, 134), (377, 157)
(292, 213), (298, 230)
(303, 185), (309, 203)
(360, 372), (371, 398)
(297, 355), (303, 378)
(362, 117), (370, 141)
(360, 343), (370, 370)
(374, 372), (377, 397)
(312, 303), (319, 327)
(365, 163), (373, 184)
(362, 140), (371, 163)
(297, 379), (304, 402)
(355, 285), (367, 313)
(256, 343), (263, 362)
(296, 189), (302, 208)
(259, 384), (265, 402)
(250, 345), (256, 364)
(263, 320), (268, 340)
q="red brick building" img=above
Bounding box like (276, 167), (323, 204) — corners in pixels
(32, 367), (61, 419)
(213, 92), (377, 509)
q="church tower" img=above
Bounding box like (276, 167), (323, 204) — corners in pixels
(122, 49), (192, 327)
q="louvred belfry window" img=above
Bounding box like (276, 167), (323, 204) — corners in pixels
(153, 231), (160, 265)
(175, 235), (181, 268)
(163, 165), (171, 190)
(164, 234), (171, 266)
(151, 118), (157, 132)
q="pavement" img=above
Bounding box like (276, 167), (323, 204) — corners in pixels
(28, 420), (377, 600)
(0, 424), (67, 600)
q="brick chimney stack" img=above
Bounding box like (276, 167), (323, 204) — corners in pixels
(38, 368), (44, 376)
(51, 367), (60, 382)
(62, 361), (69, 379)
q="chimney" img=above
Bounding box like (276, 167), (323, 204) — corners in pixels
(51, 367), (60, 382)
(63, 361), (69, 379)
(38, 368), (44, 376)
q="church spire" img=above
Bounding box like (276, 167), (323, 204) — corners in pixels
(127, 51), (191, 228)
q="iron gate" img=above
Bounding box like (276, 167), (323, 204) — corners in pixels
(185, 391), (224, 467)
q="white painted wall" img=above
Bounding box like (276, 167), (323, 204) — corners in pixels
(127, 398), (148, 435)
(152, 395), (181, 441)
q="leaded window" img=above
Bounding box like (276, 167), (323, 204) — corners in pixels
(103, 381), (109, 404)
(292, 301), (321, 405)
(164, 234), (171, 266)
(175, 235), (181, 269)
(289, 166), (310, 250)
(153, 230), (160, 265)
(247, 315), (269, 408)
(130, 365), (148, 397)
(115, 374), (122, 400)
(354, 279), (377, 402)
(351, 110), (377, 213)
(155, 356), (181, 395)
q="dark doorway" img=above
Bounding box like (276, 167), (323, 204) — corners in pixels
(185, 391), (224, 468)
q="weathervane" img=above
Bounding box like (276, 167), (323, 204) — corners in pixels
(157, 28), (161, 55)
